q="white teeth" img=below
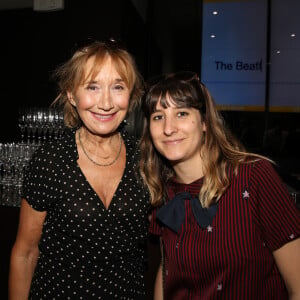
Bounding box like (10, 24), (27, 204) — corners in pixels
(96, 114), (113, 120)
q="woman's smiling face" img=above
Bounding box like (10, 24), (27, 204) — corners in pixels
(68, 55), (130, 136)
(150, 95), (206, 165)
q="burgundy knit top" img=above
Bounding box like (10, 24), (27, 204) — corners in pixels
(149, 159), (300, 299)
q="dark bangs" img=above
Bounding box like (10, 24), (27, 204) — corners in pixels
(143, 74), (206, 118)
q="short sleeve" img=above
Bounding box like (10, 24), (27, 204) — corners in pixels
(22, 143), (61, 211)
(250, 159), (300, 251)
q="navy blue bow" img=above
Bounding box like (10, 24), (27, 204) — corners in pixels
(156, 192), (218, 233)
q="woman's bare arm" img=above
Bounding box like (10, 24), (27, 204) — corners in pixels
(153, 262), (163, 300)
(153, 237), (164, 300)
(9, 199), (46, 300)
(273, 238), (300, 300)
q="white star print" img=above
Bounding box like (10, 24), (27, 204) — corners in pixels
(289, 233), (295, 239)
(242, 190), (250, 198)
(207, 225), (213, 232)
(217, 283), (223, 291)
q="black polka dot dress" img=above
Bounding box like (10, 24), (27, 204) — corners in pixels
(22, 128), (150, 299)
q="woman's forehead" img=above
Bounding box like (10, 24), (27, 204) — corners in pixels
(83, 56), (123, 81)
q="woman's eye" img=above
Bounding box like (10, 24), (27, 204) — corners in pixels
(113, 84), (125, 91)
(86, 84), (98, 91)
(177, 111), (189, 117)
(152, 114), (163, 121)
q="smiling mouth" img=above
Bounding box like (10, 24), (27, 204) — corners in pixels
(92, 111), (116, 120)
(164, 139), (182, 145)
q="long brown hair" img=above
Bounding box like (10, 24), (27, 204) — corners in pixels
(139, 71), (270, 208)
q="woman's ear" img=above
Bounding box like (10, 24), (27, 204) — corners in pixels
(67, 91), (76, 107)
(202, 121), (207, 132)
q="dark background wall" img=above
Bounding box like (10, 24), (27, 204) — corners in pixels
(0, 0), (152, 142)
(1, 0), (298, 180)
(0, 0), (299, 298)
(0, 1), (200, 298)
(0, 0), (204, 140)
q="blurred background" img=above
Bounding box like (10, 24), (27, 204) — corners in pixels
(0, 0), (299, 298)
(0, 0), (299, 178)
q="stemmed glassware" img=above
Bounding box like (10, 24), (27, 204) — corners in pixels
(0, 142), (38, 206)
(16, 107), (65, 143)
(0, 106), (65, 206)
(18, 107), (27, 144)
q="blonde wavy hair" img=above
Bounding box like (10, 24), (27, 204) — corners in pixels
(51, 39), (144, 128)
(139, 71), (270, 208)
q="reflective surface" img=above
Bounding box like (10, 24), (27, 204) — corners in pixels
(0, 107), (65, 207)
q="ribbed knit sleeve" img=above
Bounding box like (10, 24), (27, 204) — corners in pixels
(149, 207), (162, 235)
(249, 159), (300, 251)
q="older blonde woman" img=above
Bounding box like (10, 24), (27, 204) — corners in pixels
(9, 39), (150, 300)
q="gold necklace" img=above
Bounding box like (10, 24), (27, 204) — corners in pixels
(78, 128), (122, 167)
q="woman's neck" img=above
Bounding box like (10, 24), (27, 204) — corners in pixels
(172, 159), (204, 184)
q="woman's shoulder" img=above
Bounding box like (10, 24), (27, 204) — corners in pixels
(232, 158), (276, 185)
(234, 157), (287, 195)
(249, 157), (276, 174)
(240, 157), (274, 171)
(30, 128), (77, 162)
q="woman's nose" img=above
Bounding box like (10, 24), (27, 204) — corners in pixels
(97, 89), (114, 111)
(163, 117), (177, 135)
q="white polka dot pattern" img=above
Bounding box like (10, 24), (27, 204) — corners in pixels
(22, 129), (150, 299)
